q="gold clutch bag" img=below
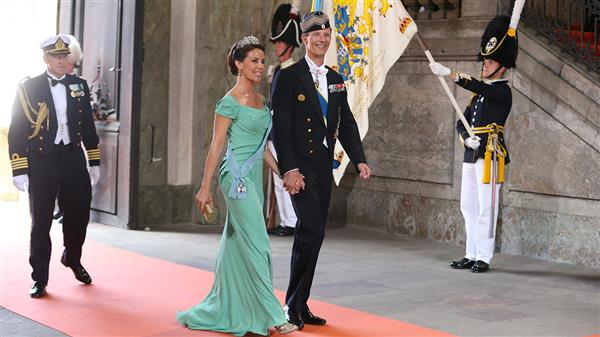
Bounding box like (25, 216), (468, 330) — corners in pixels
(203, 203), (217, 224)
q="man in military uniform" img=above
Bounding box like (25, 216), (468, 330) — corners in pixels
(52, 34), (86, 224)
(272, 11), (371, 328)
(266, 3), (301, 237)
(9, 34), (101, 297)
(429, 15), (518, 273)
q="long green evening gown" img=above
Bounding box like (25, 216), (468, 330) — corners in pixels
(177, 95), (287, 336)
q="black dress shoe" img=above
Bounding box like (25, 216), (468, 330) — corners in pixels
(286, 311), (304, 330)
(450, 257), (475, 269)
(268, 225), (295, 236)
(301, 310), (326, 325)
(29, 282), (47, 298)
(471, 260), (490, 273)
(61, 255), (92, 284)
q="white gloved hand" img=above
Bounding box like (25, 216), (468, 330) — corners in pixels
(12, 174), (29, 192)
(89, 166), (101, 186)
(464, 136), (481, 150)
(429, 62), (452, 77)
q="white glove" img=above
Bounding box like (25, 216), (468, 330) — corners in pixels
(429, 62), (451, 77)
(464, 136), (481, 150)
(89, 166), (101, 186)
(12, 174), (29, 192)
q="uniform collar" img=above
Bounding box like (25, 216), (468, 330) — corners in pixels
(280, 57), (295, 69)
(483, 78), (508, 84)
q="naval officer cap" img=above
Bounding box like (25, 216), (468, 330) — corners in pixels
(300, 11), (330, 34)
(39, 34), (71, 55)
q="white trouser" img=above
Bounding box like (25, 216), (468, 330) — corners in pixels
(267, 140), (297, 228)
(460, 159), (501, 264)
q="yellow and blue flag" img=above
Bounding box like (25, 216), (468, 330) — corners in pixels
(312, 0), (417, 184)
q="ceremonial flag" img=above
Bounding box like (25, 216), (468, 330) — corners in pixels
(313, 0), (417, 184)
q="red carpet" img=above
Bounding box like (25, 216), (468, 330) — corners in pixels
(1, 215), (454, 337)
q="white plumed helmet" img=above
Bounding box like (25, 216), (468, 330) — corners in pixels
(66, 34), (83, 65)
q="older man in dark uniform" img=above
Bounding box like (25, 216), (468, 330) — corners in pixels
(9, 34), (100, 298)
(272, 11), (371, 329)
(430, 15), (518, 273)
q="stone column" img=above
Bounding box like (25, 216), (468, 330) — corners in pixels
(168, 0), (197, 185)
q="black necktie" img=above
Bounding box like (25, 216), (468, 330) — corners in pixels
(49, 76), (66, 87)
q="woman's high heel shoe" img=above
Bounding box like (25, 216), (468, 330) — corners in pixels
(275, 322), (298, 334)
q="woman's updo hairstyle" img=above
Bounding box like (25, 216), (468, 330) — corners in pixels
(227, 35), (265, 76)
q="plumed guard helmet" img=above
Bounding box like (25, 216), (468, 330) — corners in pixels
(270, 4), (301, 47)
(478, 0), (526, 69)
(478, 15), (518, 69)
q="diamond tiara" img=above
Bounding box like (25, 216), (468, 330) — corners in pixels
(237, 35), (260, 48)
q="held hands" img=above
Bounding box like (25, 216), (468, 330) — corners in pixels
(429, 62), (451, 77)
(357, 163), (371, 180)
(464, 136), (481, 150)
(12, 174), (29, 192)
(88, 166), (101, 186)
(283, 170), (305, 195)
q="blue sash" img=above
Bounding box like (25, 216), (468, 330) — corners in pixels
(225, 119), (272, 200)
(317, 90), (328, 125)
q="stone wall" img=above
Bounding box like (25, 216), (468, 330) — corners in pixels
(137, 0), (176, 226)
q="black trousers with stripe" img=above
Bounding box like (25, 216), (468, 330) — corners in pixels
(28, 143), (91, 284)
(285, 145), (333, 313)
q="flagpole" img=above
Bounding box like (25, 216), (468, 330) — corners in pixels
(414, 33), (475, 138)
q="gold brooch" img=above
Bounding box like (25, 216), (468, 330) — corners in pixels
(298, 94), (305, 102)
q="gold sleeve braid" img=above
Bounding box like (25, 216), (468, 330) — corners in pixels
(86, 147), (101, 161)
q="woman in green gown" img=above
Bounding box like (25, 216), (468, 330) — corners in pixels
(177, 36), (298, 336)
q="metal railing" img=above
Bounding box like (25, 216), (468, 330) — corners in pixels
(506, 0), (600, 74)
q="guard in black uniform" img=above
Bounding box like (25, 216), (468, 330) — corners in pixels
(266, 3), (301, 237)
(430, 15), (518, 273)
(272, 11), (371, 329)
(8, 35), (100, 297)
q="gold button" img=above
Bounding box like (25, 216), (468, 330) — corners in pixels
(307, 118), (311, 122)
(308, 139), (313, 143)
(78, 109), (83, 113)
(39, 136), (43, 140)
(308, 128), (312, 133)
(77, 132), (81, 136)
(40, 125), (44, 129)
(309, 150), (314, 154)
(78, 121), (82, 125)
(38, 147), (43, 151)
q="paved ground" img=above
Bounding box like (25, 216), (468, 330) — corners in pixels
(2, 198), (599, 337)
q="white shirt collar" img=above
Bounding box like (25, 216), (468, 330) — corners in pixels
(305, 55), (328, 75)
(46, 71), (66, 81)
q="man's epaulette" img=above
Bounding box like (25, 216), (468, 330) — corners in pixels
(19, 76), (31, 85)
